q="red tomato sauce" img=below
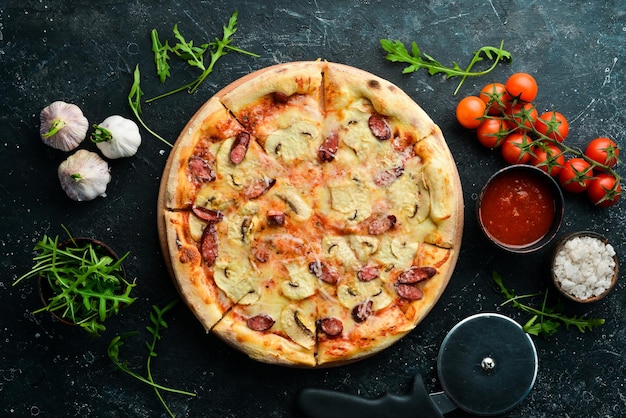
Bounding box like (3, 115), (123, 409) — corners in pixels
(479, 169), (555, 247)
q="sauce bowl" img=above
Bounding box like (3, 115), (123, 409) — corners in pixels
(476, 164), (564, 253)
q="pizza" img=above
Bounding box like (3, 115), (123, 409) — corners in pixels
(158, 61), (463, 367)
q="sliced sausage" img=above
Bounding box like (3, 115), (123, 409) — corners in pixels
(352, 300), (373, 323)
(373, 166), (404, 187)
(367, 214), (397, 235)
(318, 317), (343, 337)
(247, 313), (275, 331)
(192, 206), (224, 223)
(395, 283), (424, 300)
(267, 210), (286, 226)
(244, 178), (276, 200)
(230, 131), (251, 165)
(368, 114), (391, 141)
(200, 223), (218, 267)
(308, 260), (339, 285)
(318, 131), (339, 163)
(397, 266), (437, 284)
(188, 155), (216, 183)
(357, 265), (380, 282)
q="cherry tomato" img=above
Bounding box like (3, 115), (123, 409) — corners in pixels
(558, 158), (593, 193)
(587, 173), (621, 208)
(476, 118), (508, 148)
(585, 137), (620, 168)
(505, 72), (538, 103)
(530, 144), (565, 177)
(508, 102), (538, 131)
(535, 111), (569, 142)
(479, 82), (508, 115)
(456, 96), (486, 129)
(501, 133), (533, 165)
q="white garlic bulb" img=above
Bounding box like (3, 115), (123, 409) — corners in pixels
(92, 115), (142, 159)
(40, 101), (89, 151)
(58, 150), (111, 201)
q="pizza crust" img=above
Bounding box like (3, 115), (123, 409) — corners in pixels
(157, 61), (463, 367)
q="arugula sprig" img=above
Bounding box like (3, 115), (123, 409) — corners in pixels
(128, 65), (173, 147)
(491, 271), (605, 336)
(12, 230), (135, 336)
(151, 29), (171, 83)
(108, 300), (195, 418)
(130, 12), (258, 146)
(147, 11), (260, 101)
(380, 39), (512, 95)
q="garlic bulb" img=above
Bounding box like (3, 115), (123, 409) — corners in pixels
(58, 150), (111, 201)
(92, 115), (141, 159)
(40, 101), (89, 151)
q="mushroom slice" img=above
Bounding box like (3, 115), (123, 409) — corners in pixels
(280, 304), (315, 349)
(337, 280), (392, 311)
(281, 263), (317, 300)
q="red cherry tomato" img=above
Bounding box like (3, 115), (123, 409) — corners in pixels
(535, 111), (569, 142)
(501, 133), (533, 165)
(585, 137), (620, 168)
(559, 158), (593, 193)
(479, 82), (508, 115)
(530, 144), (565, 177)
(505, 72), (538, 103)
(508, 102), (538, 131)
(587, 173), (621, 207)
(456, 96), (486, 129)
(476, 118), (508, 148)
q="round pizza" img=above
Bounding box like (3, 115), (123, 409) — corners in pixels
(157, 61), (463, 367)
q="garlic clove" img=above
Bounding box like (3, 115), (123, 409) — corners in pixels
(92, 115), (141, 159)
(58, 149), (111, 201)
(40, 101), (89, 152)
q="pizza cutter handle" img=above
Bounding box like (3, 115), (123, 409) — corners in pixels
(296, 374), (446, 418)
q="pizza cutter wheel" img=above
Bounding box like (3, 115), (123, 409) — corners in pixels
(297, 313), (538, 417)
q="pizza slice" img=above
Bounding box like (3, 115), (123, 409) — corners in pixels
(163, 210), (234, 331)
(164, 96), (248, 209)
(322, 61), (461, 249)
(220, 61), (325, 166)
(212, 257), (320, 367)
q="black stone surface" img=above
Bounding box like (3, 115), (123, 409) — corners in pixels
(1, 1), (625, 417)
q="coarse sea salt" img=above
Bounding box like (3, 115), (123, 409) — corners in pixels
(553, 235), (616, 300)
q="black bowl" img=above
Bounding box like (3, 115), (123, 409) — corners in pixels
(476, 164), (564, 254)
(550, 231), (619, 303)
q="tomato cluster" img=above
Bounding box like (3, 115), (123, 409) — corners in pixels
(456, 72), (622, 208)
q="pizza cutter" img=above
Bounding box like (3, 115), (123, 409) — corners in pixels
(296, 313), (538, 417)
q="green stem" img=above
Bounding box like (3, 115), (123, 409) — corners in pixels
(41, 118), (66, 138)
(454, 41), (507, 95)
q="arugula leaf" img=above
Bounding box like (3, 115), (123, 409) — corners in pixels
(380, 39), (512, 94)
(492, 271), (605, 336)
(108, 300), (195, 418)
(146, 11), (260, 102)
(127, 65), (173, 147)
(151, 29), (171, 83)
(171, 24), (208, 71)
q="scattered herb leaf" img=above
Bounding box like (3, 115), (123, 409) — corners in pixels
(151, 29), (171, 83)
(380, 39), (512, 94)
(127, 65), (173, 147)
(171, 24), (209, 71)
(146, 11), (260, 102)
(108, 300), (195, 418)
(492, 271), (605, 336)
(12, 227), (135, 336)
